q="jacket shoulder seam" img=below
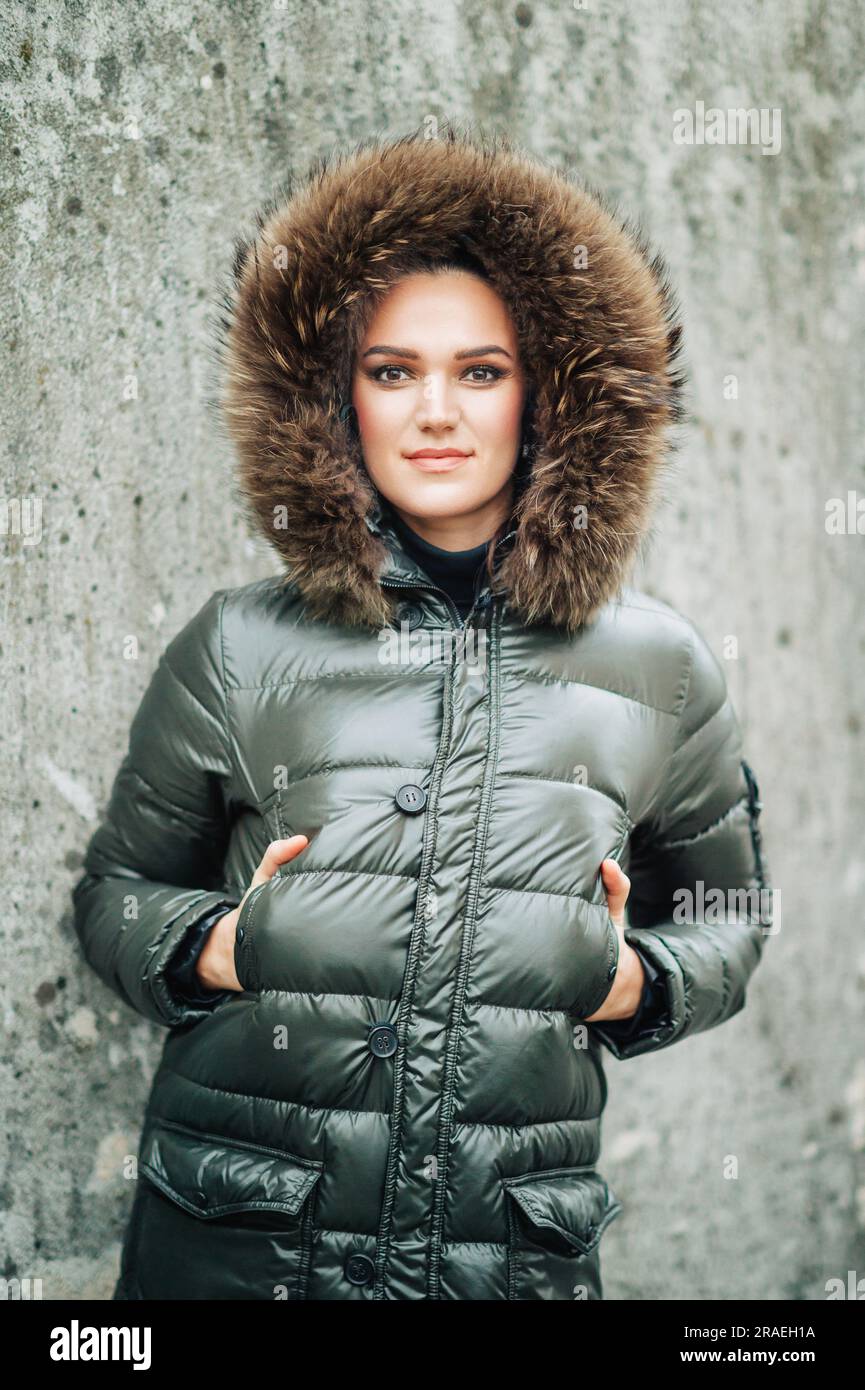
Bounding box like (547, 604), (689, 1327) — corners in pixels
(653, 791), (746, 850)
(508, 666), (680, 719)
(160, 594), (234, 777)
(217, 590), (237, 788)
(160, 650), (225, 740)
(672, 625), (697, 750)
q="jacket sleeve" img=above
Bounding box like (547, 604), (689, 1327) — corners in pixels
(596, 944), (669, 1042)
(163, 906), (236, 1009)
(591, 620), (772, 1061)
(71, 590), (242, 1028)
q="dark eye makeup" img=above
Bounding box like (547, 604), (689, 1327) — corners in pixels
(367, 364), (508, 385)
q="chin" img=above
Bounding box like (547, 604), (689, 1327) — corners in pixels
(400, 488), (487, 517)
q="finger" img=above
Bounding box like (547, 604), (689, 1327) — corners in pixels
(600, 858), (631, 922)
(600, 858), (631, 896)
(249, 835), (309, 889)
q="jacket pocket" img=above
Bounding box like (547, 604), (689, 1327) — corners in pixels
(130, 1117), (323, 1299)
(502, 1164), (622, 1300)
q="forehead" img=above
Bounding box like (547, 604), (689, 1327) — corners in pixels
(359, 271), (518, 345)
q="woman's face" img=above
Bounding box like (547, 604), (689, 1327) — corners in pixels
(351, 270), (527, 547)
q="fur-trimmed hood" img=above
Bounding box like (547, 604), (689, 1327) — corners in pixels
(216, 125), (686, 634)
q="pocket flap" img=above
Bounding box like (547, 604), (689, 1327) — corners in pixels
(139, 1118), (323, 1220)
(502, 1165), (622, 1256)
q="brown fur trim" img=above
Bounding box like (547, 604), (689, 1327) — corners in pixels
(212, 122), (687, 633)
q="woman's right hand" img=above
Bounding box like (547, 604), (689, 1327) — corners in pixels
(195, 836), (310, 992)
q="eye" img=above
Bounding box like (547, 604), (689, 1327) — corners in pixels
(367, 363), (507, 385)
(462, 364), (505, 384)
(370, 364), (412, 384)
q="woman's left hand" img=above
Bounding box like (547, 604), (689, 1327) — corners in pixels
(583, 858), (646, 1023)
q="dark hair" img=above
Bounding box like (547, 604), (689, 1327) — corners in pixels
(346, 249), (537, 586)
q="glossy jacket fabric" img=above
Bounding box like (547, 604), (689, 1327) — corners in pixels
(71, 128), (770, 1301)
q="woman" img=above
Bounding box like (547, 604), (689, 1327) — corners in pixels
(72, 127), (770, 1301)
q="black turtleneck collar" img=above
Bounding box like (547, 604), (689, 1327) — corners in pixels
(385, 507), (492, 619)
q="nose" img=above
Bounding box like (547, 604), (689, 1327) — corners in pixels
(414, 372), (460, 431)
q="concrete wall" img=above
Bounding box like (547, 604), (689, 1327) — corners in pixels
(1, 0), (863, 1301)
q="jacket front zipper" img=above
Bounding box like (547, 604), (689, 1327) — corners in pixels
(426, 596), (504, 1297)
(372, 575), (461, 1297)
(374, 573), (504, 1296)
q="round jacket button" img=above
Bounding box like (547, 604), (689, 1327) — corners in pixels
(344, 1251), (375, 1285)
(236, 926), (245, 942)
(194, 1188), (208, 1206)
(395, 783), (426, 814)
(368, 1022), (398, 1058)
(607, 963), (617, 979)
(397, 603), (424, 630)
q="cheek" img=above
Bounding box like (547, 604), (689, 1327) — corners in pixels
(351, 390), (378, 441)
(473, 386), (524, 454)
(352, 379), (403, 444)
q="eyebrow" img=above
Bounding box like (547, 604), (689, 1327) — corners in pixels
(361, 343), (513, 361)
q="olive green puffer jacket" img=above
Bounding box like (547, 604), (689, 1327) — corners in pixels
(71, 128), (771, 1301)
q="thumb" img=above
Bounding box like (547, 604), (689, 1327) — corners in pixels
(600, 858), (631, 928)
(249, 835), (309, 892)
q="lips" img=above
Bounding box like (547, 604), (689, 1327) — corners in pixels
(405, 451), (472, 472)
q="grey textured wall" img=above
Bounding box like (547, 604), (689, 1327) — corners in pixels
(2, 0), (863, 1302)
